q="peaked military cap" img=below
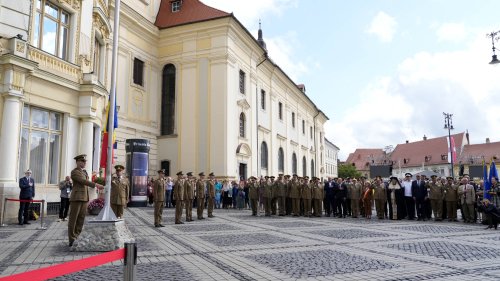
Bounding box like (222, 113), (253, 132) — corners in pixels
(405, 173), (412, 177)
(176, 171), (183, 176)
(114, 165), (125, 171)
(198, 172), (205, 176)
(74, 154), (87, 161)
(158, 169), (165, 174)
(209, 172), (215, 177)
(186, 172), (193, 177)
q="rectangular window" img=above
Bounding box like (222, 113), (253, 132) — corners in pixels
(292, 112), (295, 128)
(93, 37), (104, 82)
(20, 105), (62, 185)
(261, 90), (266, 110)
(171, 0), (181, 12)
(310, 126), (313, 139)
(239, 70), (245, 94)
(278, 102), (283, 120)
(133, 58), (144, 86)
(34, 0), (70, 60)
(302, 120), (305, 134)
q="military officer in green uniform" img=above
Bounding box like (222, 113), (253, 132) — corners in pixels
(110, 164), (129, 219)
(68, 154), (103, 247)
(153, 169), (166, 227)
(207, 172), (216, 217)
(427, 175), (444, 221)
(173, 171), (185, 224)
(444, 176), (458, 221)
(248, 176), (259, 216)
(348, 178), (362, 218)
(290, 174), (301, 216)
(276, 174), (287, 216)
(185, 172), (195, 222)
(373, 177), (387, 219)
(196, 172), (206, 220)
(302, 177), (312, 217)
(262, 176), (272, 216)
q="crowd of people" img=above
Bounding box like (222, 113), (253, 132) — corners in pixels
(147, 171), (500, 230)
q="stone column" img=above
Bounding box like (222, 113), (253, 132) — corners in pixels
(0, 93), (22, 182)
(80, 118), (97, 200)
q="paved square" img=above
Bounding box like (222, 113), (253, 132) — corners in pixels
(1, 207), (500, 280)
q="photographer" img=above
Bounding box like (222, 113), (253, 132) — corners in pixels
(478, 199), (499, 230)
(58, 176), (72, 222)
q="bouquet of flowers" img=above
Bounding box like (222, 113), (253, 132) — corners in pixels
(87, 198), (105, 213)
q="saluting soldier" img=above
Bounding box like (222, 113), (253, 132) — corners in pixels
(153, 169), (166, 227)
(207, 172), (216, 217)
(276, 174), (287, 216)
(311, 177), (322, 217)
(110, 164), (129, 219)
(248, 176), (259, 216)
(444, 176), (459, 221)
(290, 174), (301, 216)
(184, 172), (195, 222)
(427, 175), (444, 221)
(68, 154), (103, 247)
(301, 177), (312, 217)
(348, 178), (362, 218)
(373, 177), (387, 219)
(262, 176), (272, 216)
(173, 171), (185, 224)
(196, 172), (206, 220)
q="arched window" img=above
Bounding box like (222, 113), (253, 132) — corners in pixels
(239, 113), (245, 138)
(292, 153), (297, 174)
(311, 159), (314, 177)
(161, 64), (176, 135)
(261, 142), (268, 169)
(302, 156), (307, 177)
(278, 147), (284, 172)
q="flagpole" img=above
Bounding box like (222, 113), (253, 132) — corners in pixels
(97, 0), (121, 221)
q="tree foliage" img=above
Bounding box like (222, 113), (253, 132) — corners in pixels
(338, 164), (362, 179)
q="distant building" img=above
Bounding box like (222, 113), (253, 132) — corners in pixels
(390, 133), (467, 178)
(458, 138), (500, 178)
(324, 138), (340, 178)
(345, 149), (386, 178)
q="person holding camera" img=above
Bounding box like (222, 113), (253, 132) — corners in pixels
(58, 176), (72, 222)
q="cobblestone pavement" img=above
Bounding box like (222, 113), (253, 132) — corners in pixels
(1, 207), (500, 280)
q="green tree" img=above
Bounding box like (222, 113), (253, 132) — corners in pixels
(338, 164), (362, 179)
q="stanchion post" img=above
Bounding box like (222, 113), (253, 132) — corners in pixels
(39, 200), (46, 230)
(123, 242), (137, 281)
(1, 198), (7, 227)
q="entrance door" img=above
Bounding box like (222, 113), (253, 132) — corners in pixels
(239, 163), (247, 181)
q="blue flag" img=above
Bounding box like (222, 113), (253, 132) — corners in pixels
(484, 161), (491, 200)
(490, 161), (498, 188)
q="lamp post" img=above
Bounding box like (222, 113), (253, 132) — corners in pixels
(487, 31), (500, 64)
(443, 112), (454, 178)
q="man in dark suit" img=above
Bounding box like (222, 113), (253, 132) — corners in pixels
(412, 174), (428, 220)
(68, 154), (103, 247)
(19, 169), (35, 225)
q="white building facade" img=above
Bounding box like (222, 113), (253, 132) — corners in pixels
(0, 0), (328, 219)
(324, 138), (339, 178)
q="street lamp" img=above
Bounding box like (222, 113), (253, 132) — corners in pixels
(443, 112), (454, 178)
(487, 31), (500, 64)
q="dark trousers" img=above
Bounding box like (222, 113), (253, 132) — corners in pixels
(416, 198), (426, 219)
(336, 197), (347, 217)
(346, 198), (352, 216)
(18, 200), (31, 224)
(59, 197), (70, 219)
(323, 197), (331, 215)
(405, 197), (415, 219)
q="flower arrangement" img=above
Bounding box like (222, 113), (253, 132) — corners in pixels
(94, 177), (105, 185)
(87, 198), (105, 214)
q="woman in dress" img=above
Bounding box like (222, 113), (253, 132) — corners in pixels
(362, 181), (373, 219)
(215, 180), (222, 209)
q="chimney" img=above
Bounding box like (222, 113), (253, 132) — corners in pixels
(406, 140), (409, 144)
(486, 138), (490, 144)
(423, 135), (427, 141)
(466, 130), (470, 145)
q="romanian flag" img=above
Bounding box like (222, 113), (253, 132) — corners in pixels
(99, 95), (118, 169)
(484, 160), (491, 200)
(450, 136), (457, 163)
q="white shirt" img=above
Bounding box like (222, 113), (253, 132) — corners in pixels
(403, 180), (412, 197)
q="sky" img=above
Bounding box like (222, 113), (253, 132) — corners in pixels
(203, 0), (500, 160)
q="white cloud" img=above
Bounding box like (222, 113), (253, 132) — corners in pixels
(264, 31), (310, 81)
(366, 11), (398, 43)
(329, 32), (500, 160)
(435, 22), (467, 42)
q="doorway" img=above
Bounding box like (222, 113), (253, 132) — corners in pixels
(239, 163), (247, 181)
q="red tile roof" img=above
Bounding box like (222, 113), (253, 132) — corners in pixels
(155, 0), (231, 29)
(458, 141), (500, 164)
(345, 149), (386, 171)
(390, 132), (465, 167)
